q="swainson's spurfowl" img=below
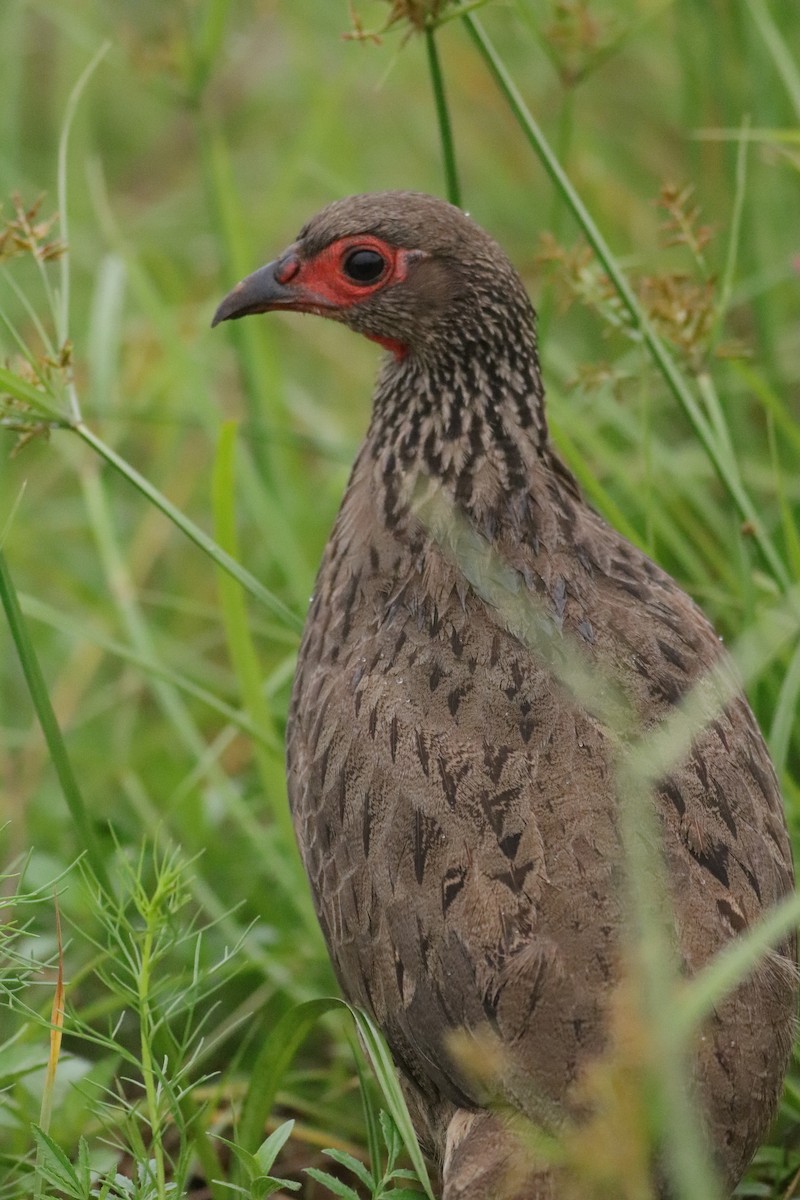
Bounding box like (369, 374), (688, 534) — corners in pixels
(213, 192), (796, 1198)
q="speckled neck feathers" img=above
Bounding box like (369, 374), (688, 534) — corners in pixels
(366, 273), (556, 539)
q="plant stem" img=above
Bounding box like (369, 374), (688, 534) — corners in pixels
(138, 907), (167, 1199)
(425, 27), (461, 207)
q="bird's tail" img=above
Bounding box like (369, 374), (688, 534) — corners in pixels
(443, 1108), (558, 1200)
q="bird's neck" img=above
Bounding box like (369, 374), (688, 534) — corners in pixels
(365, 305), (554, 530)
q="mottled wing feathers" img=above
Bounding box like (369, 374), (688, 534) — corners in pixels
(287, 457), (794, 1157)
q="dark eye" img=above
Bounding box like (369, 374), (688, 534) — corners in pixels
(343, 248), (387, 285)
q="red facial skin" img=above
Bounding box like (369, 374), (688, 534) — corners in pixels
(277, 235), (420, 360)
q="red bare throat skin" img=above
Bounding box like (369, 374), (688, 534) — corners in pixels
(362, 331), (409, 359)
(294, 235), (416, 360)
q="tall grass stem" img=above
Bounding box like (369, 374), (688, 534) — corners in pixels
(56, 41), (110, 417)
(425, 28), (461, 207)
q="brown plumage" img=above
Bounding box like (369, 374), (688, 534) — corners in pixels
(213, 191), (796, 1198)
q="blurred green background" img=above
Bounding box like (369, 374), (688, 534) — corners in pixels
(1, 1), (799, 1196)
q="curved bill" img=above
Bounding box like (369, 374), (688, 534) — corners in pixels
(211, 260), (295, 327)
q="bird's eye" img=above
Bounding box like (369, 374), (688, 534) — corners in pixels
(342, 248), (387, 285)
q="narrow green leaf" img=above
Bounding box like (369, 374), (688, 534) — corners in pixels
(303, 1168), (361, 1199)
(237, 998), (346, 1161)
(255, 1120), (296, 1172)
(31, 1126), (82, 1198)
(769, 635), (800, 784)
(677, 890), (800, 1035)
(351, 1035), (382, 1192)
(0, 364), (63, 413)
(258, 1176), (302, 1195)
(744, 0), (800, 120)
(378, 1110), (400, 1166)
(75, 419), (303, 631)
(56, 41), (111, 387)
(189, 0), (234, 97)
(352, 1011), (435, 1200)
(212, 420), (298, 850)
(201, 113), (283, 485)
(321, 1147), (375, 1191)
(0, 550), (111, 893)
(216, 1135), (261, 1178)
(87, 253), (127, 413)
(709, 116), (750, 355)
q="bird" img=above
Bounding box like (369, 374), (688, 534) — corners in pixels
(213, 191), (796, 1198)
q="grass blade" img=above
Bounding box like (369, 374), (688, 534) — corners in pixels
(351, 1036), (383, 1193)
(0, 365), (302, 630)
(19, 591), (282, 752)
(351, 1010), (436, 1200)
(237, 998), (346, 1160)
(56, 40), (111, 397)
(75, 419), (303, 632)
(676, 889), (800, 1037)
(212, 420), (307, 868)
(709, 116), (750, 355)
(769, 636), (800, 780)
(237, 998), (435, 1199)
(744, 0), (800, 121)
(0, 548), (111, 893)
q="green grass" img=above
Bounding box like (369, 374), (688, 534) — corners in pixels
(1, 0), (799, 1196)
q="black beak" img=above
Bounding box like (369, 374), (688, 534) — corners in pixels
(211, 259), (297, 327)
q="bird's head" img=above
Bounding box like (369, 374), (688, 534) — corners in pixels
(211, 191), (531, 362)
